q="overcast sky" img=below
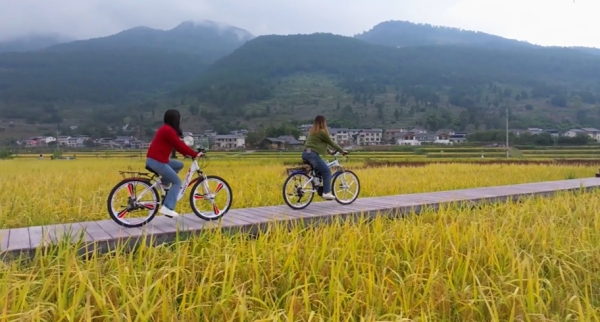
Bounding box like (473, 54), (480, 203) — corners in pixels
(1, 0), (599, 47)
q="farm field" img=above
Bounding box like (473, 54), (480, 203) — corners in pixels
(12, 144), (600, 161)
(0, 157), (595, 229)
(1, 156), (600, 320)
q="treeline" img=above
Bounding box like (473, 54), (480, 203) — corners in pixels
(185, 33), (600, 113)
(0, 48), (209, 104)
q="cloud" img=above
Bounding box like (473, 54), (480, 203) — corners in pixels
(0, 0), (598, 47)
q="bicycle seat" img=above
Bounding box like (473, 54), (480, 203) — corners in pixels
(145, 165), (159, 176)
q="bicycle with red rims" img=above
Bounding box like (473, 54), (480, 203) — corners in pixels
(106, 145), (233, 228)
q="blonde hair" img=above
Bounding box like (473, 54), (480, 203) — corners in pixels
(309, 115), (329, 135)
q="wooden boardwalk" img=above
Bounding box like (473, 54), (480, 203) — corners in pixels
(1, 177), (600, 260)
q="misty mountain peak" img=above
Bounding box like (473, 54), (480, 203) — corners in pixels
(173, 20), (254, 41)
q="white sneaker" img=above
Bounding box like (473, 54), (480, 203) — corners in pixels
(322, 192), (335, 200)
(159, 206), (179, 218)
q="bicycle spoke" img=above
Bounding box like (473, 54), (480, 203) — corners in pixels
(127, 183), (134, 197)
(117, 208), (128, 219)
(139, 201), (156, 210)
(193, 193), (204, 200)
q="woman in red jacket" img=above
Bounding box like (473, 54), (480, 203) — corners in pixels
(146, 109), (202, 218)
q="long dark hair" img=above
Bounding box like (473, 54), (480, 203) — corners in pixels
(309, 115), (328, 135)
(163, 109), (183, 138)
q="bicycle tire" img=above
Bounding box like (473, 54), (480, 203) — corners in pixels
(331, 170), (360, 205)
(283, 172), (315, 210)
(107, 177), (160, 228)
(189, 175), (233, 221)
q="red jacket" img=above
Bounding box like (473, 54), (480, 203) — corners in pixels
(146, 125), (197, 163)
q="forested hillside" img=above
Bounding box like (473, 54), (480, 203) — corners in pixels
(0, 34), (72, 53)
(354, 21), (534, 49)
(2, 20), (600, 141)
(0, 20), (254, 104)
(178, 32), (600, 132)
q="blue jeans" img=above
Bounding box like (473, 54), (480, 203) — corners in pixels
(302, 149), (332, 194)
(146, 158), (184, 210)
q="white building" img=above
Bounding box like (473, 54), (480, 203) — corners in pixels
(397, 138), (421, 146)
(57, 136), (70, 146)
(356, 129), (383, 145)
(581, 128), (600, 141)
(527, 128), (544, 135)
(329, 128), (351, 145)
(213, 135), (245, 149)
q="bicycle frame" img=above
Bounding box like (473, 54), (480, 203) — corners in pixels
(294, 152), (346, 191)
(134, 158), (209, 203)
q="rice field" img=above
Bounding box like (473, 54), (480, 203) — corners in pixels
(1, 156), (599, 320)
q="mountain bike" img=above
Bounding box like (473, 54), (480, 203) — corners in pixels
(107, 147), (233, 228)
(282, 150), (360, 210)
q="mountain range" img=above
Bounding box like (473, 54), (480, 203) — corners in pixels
(1, 19), (600, 139)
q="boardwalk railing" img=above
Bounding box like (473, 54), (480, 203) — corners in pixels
(1, 178), (600, 261)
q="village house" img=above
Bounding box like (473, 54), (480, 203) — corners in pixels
(409, 127), (428, 134)
(433, 132), (452, 145)
(581, 128), (600, 141)
(212, 135), (246, 150)
(298, 124), (313, 134)
(57, 136), (70, 146)
(449, 132), (468, 143)
(383, 129), (406, 144)
(230, 129), (248, 137)
(329, 128), (351, 145)
(397, 132), (421, 146)
(356, 129), (383, 145)
(564, 129), (586, 138)
(114, 136), (135, 147)
(527, 128), (544, 135)
(259, 135), (303, 150)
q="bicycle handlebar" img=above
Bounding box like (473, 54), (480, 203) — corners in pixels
(329, 150), (350, 157)
(191, 147), (207, 160)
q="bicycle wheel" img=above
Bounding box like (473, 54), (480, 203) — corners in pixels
(107, 177), (160, 228)
(283, 172), (315, 210)
(332, 170), (360, 205)
(189, 175), (233, 221)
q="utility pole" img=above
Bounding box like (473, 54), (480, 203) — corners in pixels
(505, 107), (509, 158)
(56, 123), (60, 156)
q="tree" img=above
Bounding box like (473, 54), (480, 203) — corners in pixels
(550, 94), (568, 107)
(189, 105), (200, 116)
(245, 130), (266, 148)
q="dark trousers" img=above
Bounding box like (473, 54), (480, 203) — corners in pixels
(302, 149), (332, 193)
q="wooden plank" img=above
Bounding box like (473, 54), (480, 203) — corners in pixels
(79, 221), (114, 242)
(219, 213), (254, 226)
(227, 210), (263, 224)
(28, 226), (47, 249)
(175, 215), (209, 231)
(236, 208), (278, 222)
(6, 227), (30, 251)
(100, 221), (142, 240)
(249, 208), (302, 222)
